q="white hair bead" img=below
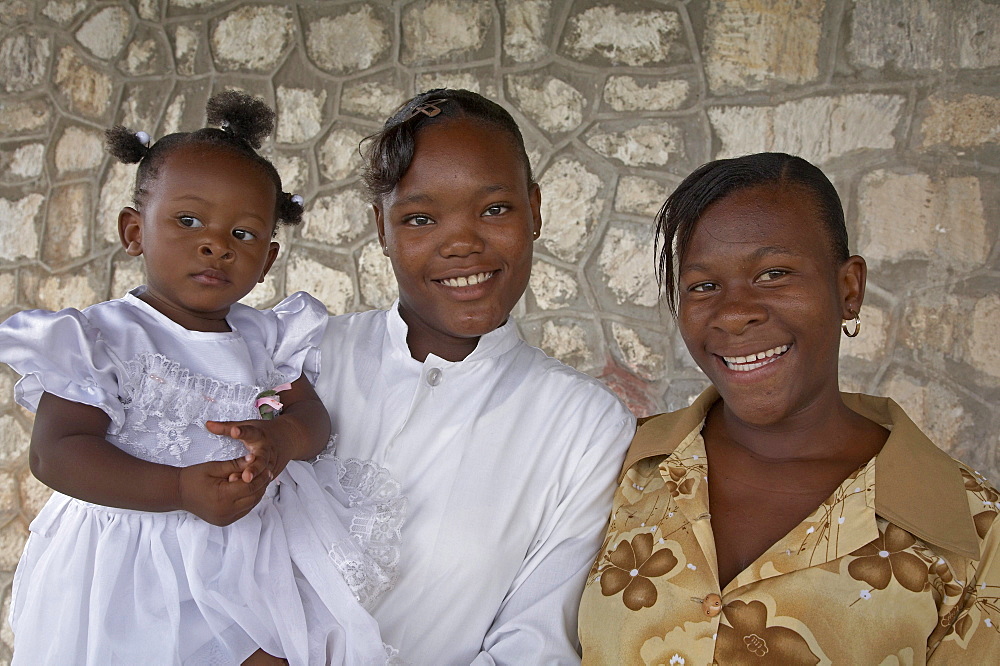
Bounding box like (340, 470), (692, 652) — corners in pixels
(135, 131), (150, 146)
(291, 194), (304, 206)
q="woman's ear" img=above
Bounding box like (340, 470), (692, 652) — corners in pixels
(839, 254), (867, 317)
(529, 183), (542, 239)
(373, 203), (388, 256)
(118, 207), (143, 256)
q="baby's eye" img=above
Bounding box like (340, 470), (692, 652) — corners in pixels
(483, 204), (509, 216)
(233, 229), (257, 241)
(689, 282), (718, 293)
(404, 215), (433, 227)
(757, 269), (788, 282)
(178, 215), (203, 228)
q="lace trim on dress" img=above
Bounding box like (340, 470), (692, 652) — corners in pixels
(316, 450), (406, 611)
(115, 352), (289, 465)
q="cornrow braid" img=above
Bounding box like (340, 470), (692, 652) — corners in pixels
(104, 90), (305, 230)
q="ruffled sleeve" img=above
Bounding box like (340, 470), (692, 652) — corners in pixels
(0, 308), (127, 431)
(270, 291), (329, 384)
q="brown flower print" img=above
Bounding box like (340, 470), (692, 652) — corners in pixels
(974, 510), (998, 539)
(848, 523), (928, 593)
(620, 460), (667, 505)
(665, 465), (696, 498)
(931, 557), (966, 601)
(600, 532), (678, 611)
(716, 600), (820, 665)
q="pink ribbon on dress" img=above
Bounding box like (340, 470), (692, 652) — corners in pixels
(255, 383), (293, 419)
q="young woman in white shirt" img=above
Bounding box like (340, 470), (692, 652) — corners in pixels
(314, 89), (636, 664)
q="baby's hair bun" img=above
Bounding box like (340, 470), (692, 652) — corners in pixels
(206, 90), (274, 150)
(105, 125), (150, 164)
(278, 191), (305, 225)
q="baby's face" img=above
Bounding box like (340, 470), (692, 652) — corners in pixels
(374, 118), (541, 360)
(123, 143), (279, 331)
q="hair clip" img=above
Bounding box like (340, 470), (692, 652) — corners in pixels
(291, 194), (304, 206)
(220, 119), (231, 132)
(135, 130), (150, 147)
(403, 98), (448, 121)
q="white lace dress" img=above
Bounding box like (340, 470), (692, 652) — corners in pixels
(0, 289), (403, 665)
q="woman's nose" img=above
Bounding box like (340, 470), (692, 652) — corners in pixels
(712, 287), (767, 335)
(439, 219), (485, 257)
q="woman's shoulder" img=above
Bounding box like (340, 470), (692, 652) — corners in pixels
(513, 342), (632, 409)
(317, 308), (389, 356)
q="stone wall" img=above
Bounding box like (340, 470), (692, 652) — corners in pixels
(0, 0), (999, 656)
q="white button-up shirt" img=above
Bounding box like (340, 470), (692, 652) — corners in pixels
(315, 304), (635, 665)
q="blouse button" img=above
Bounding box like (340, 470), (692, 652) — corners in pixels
(426, 368), (443, 386)
(702, 593), (723, 618)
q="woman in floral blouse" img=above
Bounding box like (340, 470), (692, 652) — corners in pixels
(578, 152), (999, 664)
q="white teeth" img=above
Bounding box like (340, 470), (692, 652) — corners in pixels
(440, 271), (494, 288)
(723, 344), (789, 371)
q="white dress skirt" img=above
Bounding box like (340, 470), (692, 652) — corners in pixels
(0, 289), (403, 665)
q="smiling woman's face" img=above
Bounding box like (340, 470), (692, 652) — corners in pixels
(374, 117), (542, 362)
(677, 183), (864, 427)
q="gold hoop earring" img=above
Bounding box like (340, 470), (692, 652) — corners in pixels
(842, 312), (861, 338)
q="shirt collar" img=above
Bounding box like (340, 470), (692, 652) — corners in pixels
(385, 300), (522, 364)
(622, 387), (981, 560)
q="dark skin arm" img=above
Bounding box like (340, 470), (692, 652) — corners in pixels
(30, 392), (271, 526)
(205, 376), (331, 483)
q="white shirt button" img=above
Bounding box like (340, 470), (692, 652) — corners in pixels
(426, 367), (443, 386)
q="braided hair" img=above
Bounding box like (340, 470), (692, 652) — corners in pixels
(105, 90), (304, 230)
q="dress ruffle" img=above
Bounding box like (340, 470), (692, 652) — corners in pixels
(11, 455), (404, 665)
(0, 307), (128, 431)
(269, 291), (328, 385)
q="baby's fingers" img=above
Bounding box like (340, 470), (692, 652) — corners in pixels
(205, 420), (264, 444)
(238, 453), (269, 483)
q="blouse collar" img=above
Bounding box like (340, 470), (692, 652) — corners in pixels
(384, 300), (522, 365)
(623, 387), (982, 560)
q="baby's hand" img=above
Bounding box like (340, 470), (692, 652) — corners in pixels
(206, 419), (290, 483)
(177, 459), (270, 526)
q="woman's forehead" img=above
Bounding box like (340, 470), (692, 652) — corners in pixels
(685, 185), (829, 258)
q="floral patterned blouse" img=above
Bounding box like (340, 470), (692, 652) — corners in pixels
(578, 388), (1000, 665)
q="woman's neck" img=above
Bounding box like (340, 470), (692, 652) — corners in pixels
(405, 331), (480, 363)
(710, 390), (886, 464)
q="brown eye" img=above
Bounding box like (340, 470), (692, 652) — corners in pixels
(233, 229), (257, 241)
(405, 215), (433, 227)
(179, 215), (203, 228)
(757, 269), (788, 282)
